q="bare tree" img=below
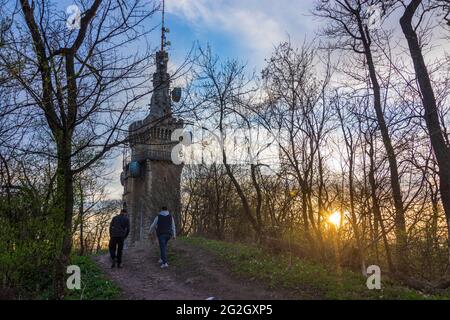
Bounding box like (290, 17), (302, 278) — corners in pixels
(190, 47), (266, 238)
(314, 0), (409, 274)
(259, 41), (333, 256)
(334, 94), (367, 274)
(399, 0), (450, 268)
(0, 0), (162, 297)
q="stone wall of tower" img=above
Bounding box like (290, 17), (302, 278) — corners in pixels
(123, 116), (183, 244)
(123, 162), (182, 243)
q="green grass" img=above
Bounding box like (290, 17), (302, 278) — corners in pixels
(167, 246), (185, 268)
(180, 236), (450, 300)
(64, 255), (121, 300)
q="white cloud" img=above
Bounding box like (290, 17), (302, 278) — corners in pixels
(104, 155), (124, 200)
(166, 0), (317, 61)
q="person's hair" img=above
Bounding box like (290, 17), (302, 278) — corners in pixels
(121, 208), (127, 214)
(161, 206), (168, 211)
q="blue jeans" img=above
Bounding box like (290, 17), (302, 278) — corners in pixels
(158, 234), (171, 264)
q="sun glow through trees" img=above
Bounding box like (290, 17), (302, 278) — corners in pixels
(328, 211), (342, 227)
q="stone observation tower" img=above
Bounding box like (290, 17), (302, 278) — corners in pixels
(121, 0), (183, 244)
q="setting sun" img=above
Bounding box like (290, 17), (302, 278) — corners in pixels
(329, 211), (341, 227)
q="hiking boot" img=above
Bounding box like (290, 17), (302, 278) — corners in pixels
(160, 263), (169, 269)
(158, 259), (163, 264)
(111, 262), (116, 269)
(117, 264), (123, 269)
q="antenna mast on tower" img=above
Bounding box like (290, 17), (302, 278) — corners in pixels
(160, 0), (166, 52)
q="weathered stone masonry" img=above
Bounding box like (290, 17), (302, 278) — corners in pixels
(121, 49), (183, 244)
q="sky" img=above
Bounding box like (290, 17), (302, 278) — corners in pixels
(162, 0), (319, 70)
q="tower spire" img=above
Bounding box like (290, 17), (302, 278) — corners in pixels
(161, 0), (166, 52)
(150, 0), (170, 118)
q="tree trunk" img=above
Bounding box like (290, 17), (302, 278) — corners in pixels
(79, 185), (85, 256)
(337, 109), (366, 275)
(400, 0), (450, 268)
(348, 147), (366, 275)
(357, 18), (408, 274)
(53, 137), (74, 299)
(219, 106), (262, 238)
(368, 135), (395, 273)
(250, 164), (263, 232)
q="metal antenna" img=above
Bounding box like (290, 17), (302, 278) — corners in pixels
(161, 0), (165, 51)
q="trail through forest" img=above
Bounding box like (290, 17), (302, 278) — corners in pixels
(94, 240), (303, 300)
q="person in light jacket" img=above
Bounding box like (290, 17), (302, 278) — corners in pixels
(149, 206), (176, 269)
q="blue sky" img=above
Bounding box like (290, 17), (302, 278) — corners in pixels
(162, 0), (319, 70)
(42, 0), (318, 75)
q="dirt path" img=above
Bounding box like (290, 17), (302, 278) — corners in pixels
(94, 239), (300, 300)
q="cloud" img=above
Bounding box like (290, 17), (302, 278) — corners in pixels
(166, 0), (316, 61)
(104, 155), (124, 200)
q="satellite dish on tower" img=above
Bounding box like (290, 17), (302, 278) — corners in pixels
(129, 161), (141, 178)
(171, 87), (182, 103)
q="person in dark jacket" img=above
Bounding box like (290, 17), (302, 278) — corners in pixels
(149, 206), (176, 269)
(109, 209), (130, 268)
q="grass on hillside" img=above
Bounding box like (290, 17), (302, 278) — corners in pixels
(180, 236), (450, 300)
(64, 255), (121, 300)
